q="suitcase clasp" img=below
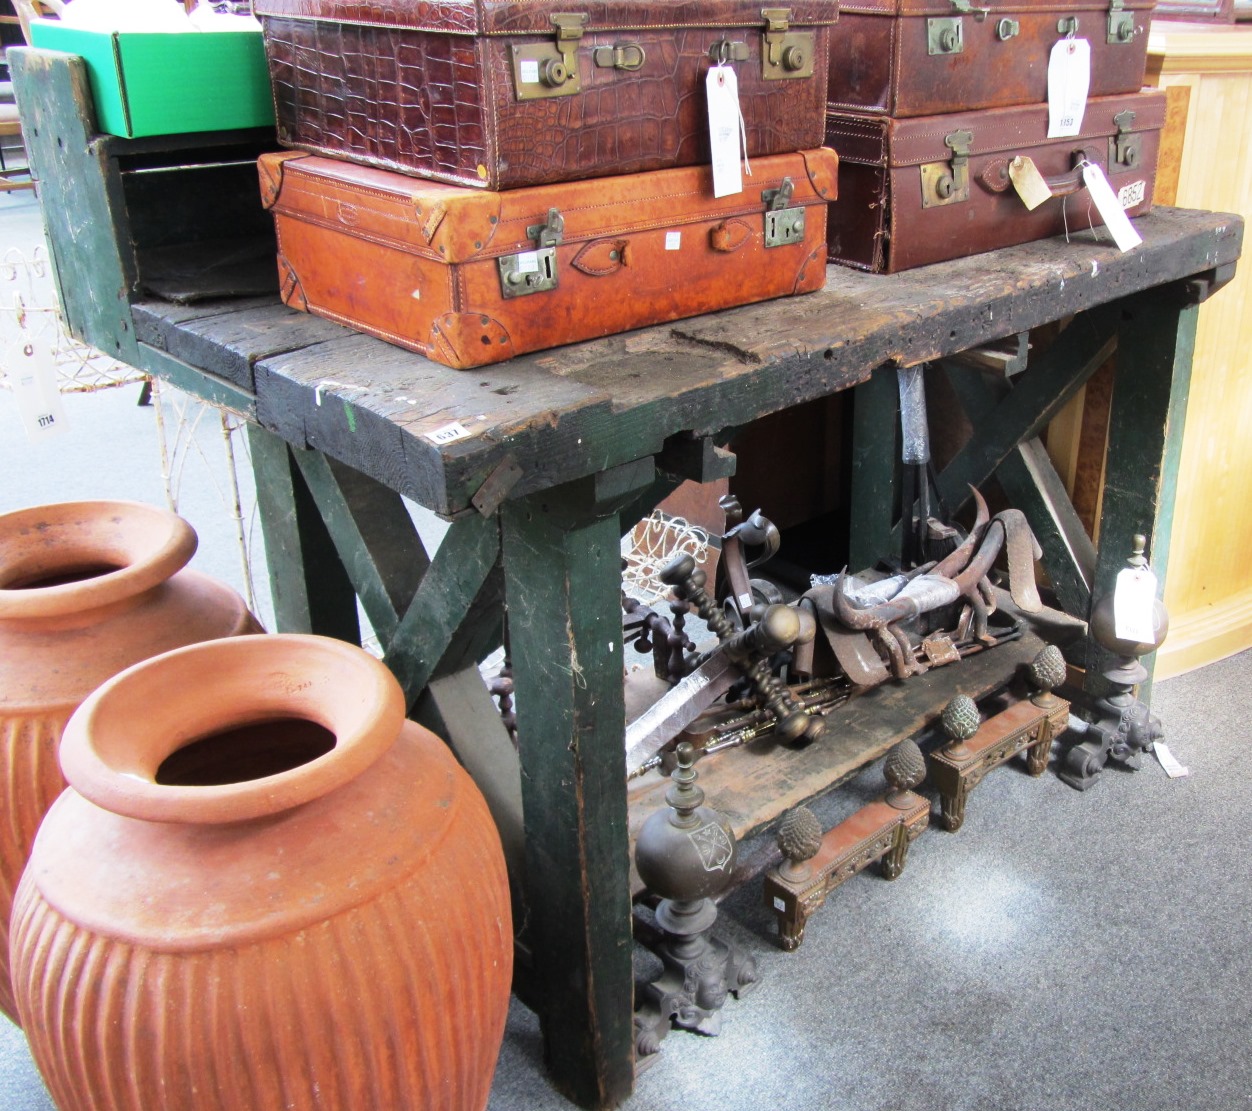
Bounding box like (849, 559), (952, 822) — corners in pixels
(762, 177), (806, 247)
(1109, 110), (1141, 169)
(1106, 0), (1136, 44)
(510, 13), (587, 101)
(761, 9), (816, 80)
(498, 209), (564, 298)
(920, 131), (973, 208)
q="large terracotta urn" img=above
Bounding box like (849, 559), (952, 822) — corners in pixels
(0, 499), (259, 1024)
(11, 633), (513, 1111)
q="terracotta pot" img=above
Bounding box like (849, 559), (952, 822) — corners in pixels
(11, 633), (513, 1111)
(0, 499), (260, 1024)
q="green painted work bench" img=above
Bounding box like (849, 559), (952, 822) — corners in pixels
(11, 46), (1243, 1110)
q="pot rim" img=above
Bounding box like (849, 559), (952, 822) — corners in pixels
(0, 500), (197, 620)
(59, 634), (406, 824)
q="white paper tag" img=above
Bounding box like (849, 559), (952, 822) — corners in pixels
(665, 231), (682, 251)
(515, 251), (540, 274)
(1153, 741), (1189, 779)
(737, 591), (753, 610)
(772, 896), (786, 912)
(427, 421), (470, 445)
(1082, 162), (1143, 251)
(1009, 155), (1053, 211)
(706, 64), (744, 198)
(519, 59), (539, 84)
(1117, 180), (1146, 210)
(1113, 565), (1157, 643)
(8, 338), (68, 441)
(1047, 38), (1090, 138)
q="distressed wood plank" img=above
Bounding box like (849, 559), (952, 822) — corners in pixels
(134, 299), (348, 391)
(1092, 290), (1200, 697)
(935, 304), (1121, 514)
(381, 515), (499, 705)
(291, 450), (428, 645)
(11, 48), (139, 363)
(500, 487), (643, 1110)
(849, 365), (900, 571)
(245, 425), (360, 641)
(138, 344), (256, 420)
(142, 211), (1241, 517)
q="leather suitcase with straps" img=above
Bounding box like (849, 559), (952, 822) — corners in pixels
(825, 89), (1165, 273)
(259, 147), (837, 369)
(255, 0), (838, 190)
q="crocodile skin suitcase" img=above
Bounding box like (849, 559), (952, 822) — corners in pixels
(259, 148), (837, 369)
(827, 0), (1155, 117)
(825, 89), (1164, 273)
(255, 0), (838, 190)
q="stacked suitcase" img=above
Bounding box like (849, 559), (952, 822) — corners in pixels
(251, 0), (841, 369)
(823, 0), (1163, 272)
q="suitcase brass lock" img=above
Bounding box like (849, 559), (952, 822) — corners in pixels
(927, 17), (964, 55)
(1109, 110), (1140, 169)
(920, 130), (973, 208)
(498, 208), (563, 298)
(760, 9), (816, 80)
(511, 13), (587, 101)
(762, 177), (806, 247)
(1106, 0), (1134, 43)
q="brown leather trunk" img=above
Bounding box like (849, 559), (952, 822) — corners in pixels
(827, 0), (1155, 116)
(254, 0), (837, 190)
(825, 89), (1164, 273)
(259, 148), (837, 370)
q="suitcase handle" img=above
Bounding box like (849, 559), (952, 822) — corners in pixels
(979, 149), (1098, 197)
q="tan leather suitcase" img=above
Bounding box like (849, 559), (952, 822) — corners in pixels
(825, 89), (1164, 273)
(255, 0), (838, 190)
(259, 148), (837, 370)
(827, 0), (1155, 117)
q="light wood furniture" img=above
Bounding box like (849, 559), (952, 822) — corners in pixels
(1146, 26), (1252, 678)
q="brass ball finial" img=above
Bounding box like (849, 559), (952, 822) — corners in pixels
(777, 806), (822, 882)
(883, 739), (926, 807)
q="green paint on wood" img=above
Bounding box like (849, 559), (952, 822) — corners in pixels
(501, 489), (637, 1110)
(344, 402), (357, 433)
(849, 366), (899, 571)
(246, 426), (360, 641)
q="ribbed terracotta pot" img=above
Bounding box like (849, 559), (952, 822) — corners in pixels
(0, 499), (260, 1024)
(11, 633), (513, 1111)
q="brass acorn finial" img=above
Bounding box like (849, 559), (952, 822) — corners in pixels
(1029, 644), (1067, 708)
(883, 739), (926, 807)
(777, 806), (823, 882)
(941, 694), (980, 755)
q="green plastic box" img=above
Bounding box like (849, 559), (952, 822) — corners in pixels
(29, 22), (274, 138)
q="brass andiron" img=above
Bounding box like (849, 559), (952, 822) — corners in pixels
(763, 739), (929, 951)
(1060, 536), (1168, 790)
(633, 743), (758, 1063)
(927, 645), (1071, 830)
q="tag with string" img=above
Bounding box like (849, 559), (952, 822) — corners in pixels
(1047, 36), (1090, 138)
(1009, 155), (1053, 211)
(706, 63), (751, 198)
(1081, 159), (1143, 251)
(7, 333), (68, 441)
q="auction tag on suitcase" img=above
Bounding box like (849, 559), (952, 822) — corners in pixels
(707, 64), (745, 197)
(8, 334), (68, 441)
(1082, 161), (1143, 252)
(1009, 156), (1052, 211)
(1047, 37), (1090, 138)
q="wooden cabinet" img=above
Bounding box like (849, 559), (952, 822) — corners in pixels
(1147, 27), (1252, 678)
